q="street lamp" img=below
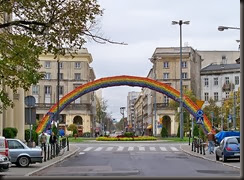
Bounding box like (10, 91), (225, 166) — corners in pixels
(120, 107), (126, 132)
(218, 26), (240, 31)
(56, 57), (60, 136)
(172, 20), (190, 139)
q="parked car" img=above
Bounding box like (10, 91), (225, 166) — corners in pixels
(6, 139), (43, 167)
(0, 136), (9, 158)
(215, 136), (240, 162)
(0, 154), (11, 172)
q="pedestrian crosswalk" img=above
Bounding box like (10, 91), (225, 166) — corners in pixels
(80, 146), (180, 152)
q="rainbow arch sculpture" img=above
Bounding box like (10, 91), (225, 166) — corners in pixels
(36, 75), (214, 134)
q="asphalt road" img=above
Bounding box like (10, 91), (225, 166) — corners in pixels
(33, 142), (240, 177)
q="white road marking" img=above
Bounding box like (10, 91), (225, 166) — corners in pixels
(117, 147), (124, 151)
(94, 147), (103, 151)
(139, 147), (145, 151)
(149, 147), (156, 151)
(79, 152), (85, 155)
(83, 147), (93, 151)
(170, 147), (179, 151)
(160, 147), (167, 151)
(105, 147), (114, 151)
(128, 147), (134, 151)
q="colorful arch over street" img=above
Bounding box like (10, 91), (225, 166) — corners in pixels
(36, 75), (214, 134)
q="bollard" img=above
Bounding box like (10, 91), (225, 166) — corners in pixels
(67, 137), (69, 151)
(200, 139), (202, 154)
(197, 139), (199, 153)
(47, 144), (50, 160)
(193, 138), (196, 152)
(191, 140), (194, 151)
(50, 144), (53, 159)
(203, 143), (206, 155)
(44, 144), (46, 162)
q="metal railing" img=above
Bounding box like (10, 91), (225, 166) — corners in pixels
(191, 137), (206, 155)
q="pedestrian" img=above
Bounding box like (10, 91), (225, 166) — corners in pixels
(40, 131), (47, 152)
(49, 132), (57, 157)
(207, 131), (216, 154)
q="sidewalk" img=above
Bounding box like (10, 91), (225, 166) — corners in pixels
(1, 144), (80, 176)
(180, 144), (240, 170)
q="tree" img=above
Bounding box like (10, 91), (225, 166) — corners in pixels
(169, 89), (197, 136)
(96, 98), (107, 124)
(67, 124), (78, 132)
(115, 118), (124, 131)
(0, 0), (126, 112)
(203, 98), (221, 128)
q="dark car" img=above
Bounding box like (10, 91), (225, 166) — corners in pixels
(215, 136), (240, 162)
(0, 154), (11, 172)
(6, 139), (43, 167)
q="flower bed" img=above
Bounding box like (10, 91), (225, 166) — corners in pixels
(96, 136), (157, 141)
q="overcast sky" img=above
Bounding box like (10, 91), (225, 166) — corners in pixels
(84, 0), (240, 121)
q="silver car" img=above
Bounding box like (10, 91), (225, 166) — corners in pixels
(6, 139), (43, 167)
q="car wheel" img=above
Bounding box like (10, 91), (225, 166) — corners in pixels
(17, 156), (30, 167)
(216, 153), (219, 161)
(222, 154), (227, 162)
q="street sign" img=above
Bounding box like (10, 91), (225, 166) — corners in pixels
(196, 116), (204, 124)
(196, 110), (204, 117)
(25, 96), (36, 107)
(157, 124), (162, 128)
(228, 114), (232, 123)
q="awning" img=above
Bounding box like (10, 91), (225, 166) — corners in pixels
(146, 125), (152, 129)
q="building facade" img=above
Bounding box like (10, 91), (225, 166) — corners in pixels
(197, 50), (240, 68)
(139, 47), (202, 136)
(127, 91), (140, 132)
(27, 48), (96, 136)
(201, 63), (240, 107)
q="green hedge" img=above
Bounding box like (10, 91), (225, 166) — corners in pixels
(96, 136), (157, 141)
(25, 129), (38, 144)
(3, 127), (18, 138)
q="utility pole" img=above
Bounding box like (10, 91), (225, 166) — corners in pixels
(233, 91), (236, 130)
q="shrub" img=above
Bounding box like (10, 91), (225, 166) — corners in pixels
(11, 128), (18, 137)
(3, 128), (15, 138)
(25, 129), (38, 144)
(161, 127), (168, 137)
(124, 132), (134, 137)
(193, 125), (199, 137)
(82, 132), (91, 137)
(73, 128), (78, 137)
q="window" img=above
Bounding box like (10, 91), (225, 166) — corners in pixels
(163, 73), (169, 79)
(59, 62), (63, 69)
(214, 92), (218, 101)
(235, 76), (239, 85)
(45, 61), (51, 68)
(214, 77), (218, 86)
(163, 95), (169, 104)
(32, 85), (39, 95)
(57, 86), (64, 95)
(204, 92), (209, 101)
(204, 78), (209, 87)
(57, 73), (63, 80)
(226, 92), (229, 99)
(225, 77), (229, 84)
(222, 55), (227, 64)
(74, 62), (81, 69)
(45, 73), (51, 80)
(182, 61), (187, 68)
(182, 73), (187, 79)
(74, 73), (81, 80)
(163, 62), (169, 68)
(7, 140), (24, 149)
(44, 86), (51, 94)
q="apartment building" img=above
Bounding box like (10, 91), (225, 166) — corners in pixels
(137, 47), (202, 136)
(200, 63), (240, 107)
(27, 48), (96, 136)
(127, 91), (140, 132)
(197, 50), (240, 68)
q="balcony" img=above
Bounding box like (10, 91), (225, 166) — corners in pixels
(36, 103), (92, 111)
(222, 83), (235, 92)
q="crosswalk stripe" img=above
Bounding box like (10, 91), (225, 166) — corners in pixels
(160, 147), (167, 151)
(83, 147), (93, 151)
(128, 147), (134, 151)
(149, 147), (156, 151)
(170, 147), (179, 151)
(139, 147), (145, 151)
(94, 147), (103, 151)
(105, 147), (114, 151)
(117, 147), (124, 151)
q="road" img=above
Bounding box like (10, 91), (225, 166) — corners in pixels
(33, 142), (240, 177)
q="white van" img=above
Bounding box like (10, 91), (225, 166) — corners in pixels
(0, 136), (9, 158)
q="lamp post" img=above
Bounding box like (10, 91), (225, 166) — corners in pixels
(218, 26), (240, 31)
(56, 57), (60, 136)
(172, 20), (190, 139)
(120, 107), (125, 132)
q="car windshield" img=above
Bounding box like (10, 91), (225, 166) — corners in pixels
(227, 138), (239, 144)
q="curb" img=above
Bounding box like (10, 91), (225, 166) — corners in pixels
(24, 146), (80, 176)
(180, 145), (240, 170)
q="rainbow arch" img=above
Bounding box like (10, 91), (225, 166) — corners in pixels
(36, 75), (214, 134)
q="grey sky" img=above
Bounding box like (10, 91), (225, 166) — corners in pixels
(84, 0), (240, 121)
